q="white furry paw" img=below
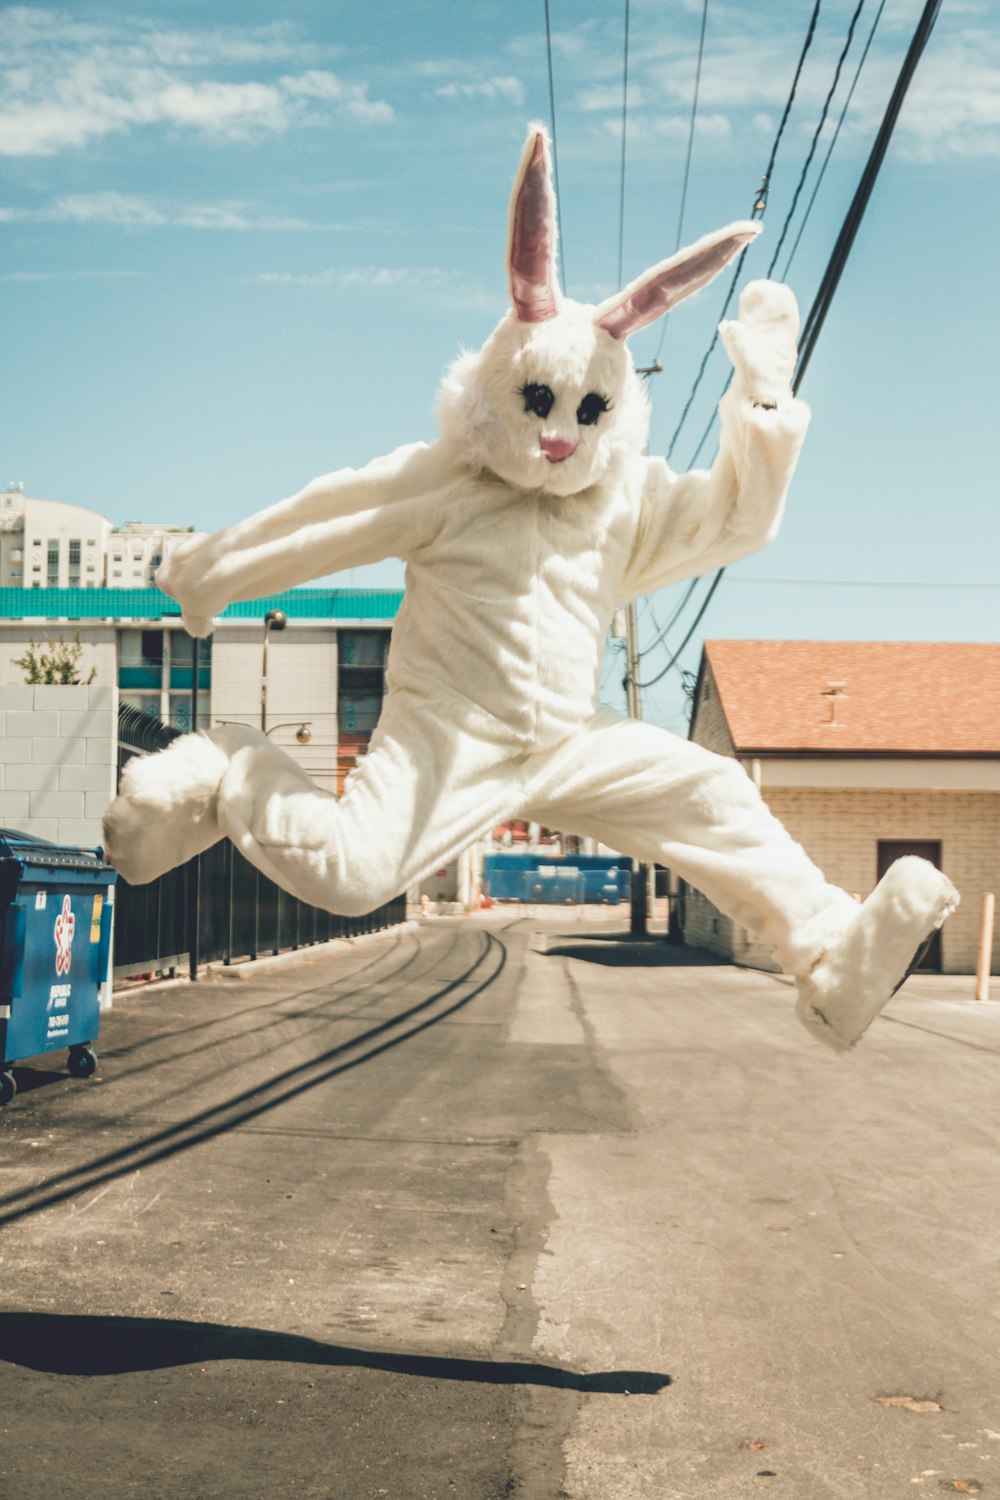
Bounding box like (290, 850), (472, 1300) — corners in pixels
(102, 731), (232, 884)
(719, 279), (799, 405)
(794, 857), (959, 1051)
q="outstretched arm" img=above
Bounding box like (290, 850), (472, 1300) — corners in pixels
(157, 440), (453, 636)
(621, 281), (810, 598)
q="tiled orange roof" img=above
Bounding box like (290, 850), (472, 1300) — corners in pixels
(702, 640), (1000, 755)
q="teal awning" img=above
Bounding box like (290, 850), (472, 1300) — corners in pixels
(0, 586), (404, 622)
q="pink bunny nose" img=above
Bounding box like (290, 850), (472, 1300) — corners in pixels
(540, 436), (576, 464)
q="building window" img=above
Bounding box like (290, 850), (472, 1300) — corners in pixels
(337, 630), (389, 791)
(118, 628), (212, 729)
(68, 538), (81, 586)
(47, 540), (59, 586)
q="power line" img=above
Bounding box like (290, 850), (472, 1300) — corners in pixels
(665, 0), (824, 460)
(633, 570), (724, 690)
(781, 0), (887, 281)
(652, 0), (709, 366)
(616, 0), (631, 291)
(796, 0), (943, 383)
(543, 0), (567, 291)
(763, 0), (867, 280)
(642, 0), (945, 684)
(684, 0), (903, 467)
(727, 576), (1000, 591)
(636, 577), (699, 659)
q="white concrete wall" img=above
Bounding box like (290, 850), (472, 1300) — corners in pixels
(209, 623), (340, 790)
(0, 683), (117, 847)
(0, 623), (113, 689)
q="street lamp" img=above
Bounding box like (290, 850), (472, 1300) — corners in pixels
(264, 721), (313, 744)
(261, 609), (287, 732)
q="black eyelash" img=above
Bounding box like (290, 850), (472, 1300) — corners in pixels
(519, 382), (555, 420)
(576, 392), (610, 427)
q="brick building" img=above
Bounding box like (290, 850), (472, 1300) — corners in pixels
(685, 640), (1000, 975)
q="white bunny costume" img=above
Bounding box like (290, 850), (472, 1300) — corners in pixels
(104, 129), (958, 1049)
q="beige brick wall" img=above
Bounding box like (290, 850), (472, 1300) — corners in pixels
(690, 665), (735, 756)
(683, 885), (736, 961)
(756, 786), (999, 975)
(692, 784), (1000, 976)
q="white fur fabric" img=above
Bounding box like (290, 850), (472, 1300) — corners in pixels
(795, 857), (960, 1051)
(102, 266), (959, 1048)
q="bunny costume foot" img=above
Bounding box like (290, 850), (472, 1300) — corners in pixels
(104, 126), (959, 1048)
(795, 858), (959, 1051)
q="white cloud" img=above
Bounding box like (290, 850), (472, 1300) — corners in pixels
(577, 83), (645, 113)
(515, 7), (1000, 167)
(253, 263), (502, 312)
(0, 9), (393, 157)
(0, 267), (149, 282)
(435, 76), (524, 106)
(603, 111), (731, 143)
(893, 35), (1000, 161)
(1, 191), (311, 230)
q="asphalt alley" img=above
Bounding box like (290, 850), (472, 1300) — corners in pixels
(0, 911), (998, 1499)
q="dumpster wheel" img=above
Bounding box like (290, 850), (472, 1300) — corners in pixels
(67, 1044), (97, 1079)
(0, 1070), (15, 1106)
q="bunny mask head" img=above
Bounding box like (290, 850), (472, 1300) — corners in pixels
(437, 128), (761, 498)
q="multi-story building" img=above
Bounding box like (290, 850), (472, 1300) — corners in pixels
(0, 586), (400, 795)
(0, 484), (200, 591)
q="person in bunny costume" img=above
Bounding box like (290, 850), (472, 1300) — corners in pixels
(104, 127), (957, 1050)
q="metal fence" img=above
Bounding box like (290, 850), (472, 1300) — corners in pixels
(113, 706), (406, 979)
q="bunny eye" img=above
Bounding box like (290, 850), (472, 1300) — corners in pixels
(576, 392), (610, 427)
(520, 382), (555, 419)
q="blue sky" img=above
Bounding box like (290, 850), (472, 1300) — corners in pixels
(3, 0), (998, 731)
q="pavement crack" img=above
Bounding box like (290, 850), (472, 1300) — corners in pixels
(495, 1133), (576, 1500)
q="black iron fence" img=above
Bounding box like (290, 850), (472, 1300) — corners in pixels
(113, 707), (406, 979)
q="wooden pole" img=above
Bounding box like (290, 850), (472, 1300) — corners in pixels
(975, 892), (995, 1002)
(624, 600), (648, 937)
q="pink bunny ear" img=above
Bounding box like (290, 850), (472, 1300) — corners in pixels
(507, 127), (560, 324)
(594, 221), (761, 341)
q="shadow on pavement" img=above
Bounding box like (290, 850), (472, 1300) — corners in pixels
(0, 1311), (672, 1395)
(543, 939), (721, 968)
(0, 932), (507, 1230)
(8, 1065), (69, 1095)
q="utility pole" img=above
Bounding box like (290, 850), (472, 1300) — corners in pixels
(623, 600), (649, 936)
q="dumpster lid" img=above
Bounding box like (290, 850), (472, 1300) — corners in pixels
(0, 828), (111, 871)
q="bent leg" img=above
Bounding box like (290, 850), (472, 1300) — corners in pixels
(106, 693), (524, 915)
(521, 711), (958, 1049)
(522, 710), (857, 974)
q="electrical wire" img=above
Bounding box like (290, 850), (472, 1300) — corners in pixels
(727, 576), (998, 590)
(684, 0), (881, 467)
(763, 0), (866, 280)
(636, 577), (699, 659)
(796, 0), (943, 383)
(781, 0), (887, 280)
(543, 0), (567, 291)
(651, 0), (709, 366)
(616, 0), (631, 291)
(665, 0), (824, 460)
(642, 0), (944, 687)
(632, 570), (724, 690)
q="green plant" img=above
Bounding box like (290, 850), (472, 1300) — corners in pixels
(13, 631), (97, 685)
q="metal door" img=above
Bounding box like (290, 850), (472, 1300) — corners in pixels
(877, 840), (944, 971)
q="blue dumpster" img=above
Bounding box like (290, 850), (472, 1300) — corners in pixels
(0, 830), (117, 1107)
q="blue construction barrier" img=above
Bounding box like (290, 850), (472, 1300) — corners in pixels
(483, 853), (631, 905)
